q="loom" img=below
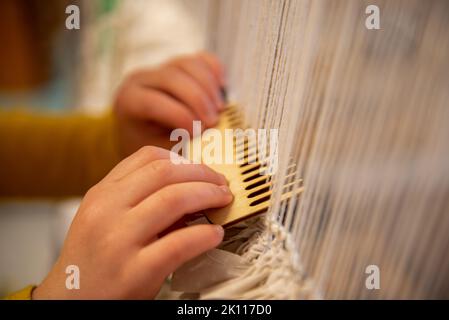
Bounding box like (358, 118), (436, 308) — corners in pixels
(169, 0), (449, 299)
(76, 0), (449, 299)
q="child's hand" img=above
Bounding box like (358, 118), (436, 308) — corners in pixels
(32, 146), (232, 299)
(114, 51), (226, 157)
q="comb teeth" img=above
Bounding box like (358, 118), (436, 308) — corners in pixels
(199, 105), (303, 227)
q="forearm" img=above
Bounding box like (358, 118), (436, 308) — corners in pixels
(0, 110), (121, 198)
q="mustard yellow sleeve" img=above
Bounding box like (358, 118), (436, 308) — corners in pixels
(3, 285), (35, 300)
(0, 110), (122, 198)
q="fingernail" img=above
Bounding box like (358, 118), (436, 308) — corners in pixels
(220, 87), (228, 103)
(214, 225), (224, 239)
(219, 185), (232, 196)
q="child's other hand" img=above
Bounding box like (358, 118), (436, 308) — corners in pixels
(32, 146), (232, 299)
(114, 51), (226, 157)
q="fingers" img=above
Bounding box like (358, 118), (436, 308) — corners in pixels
(172, 57), (224, 111)
(127, 52), (226, 130)
(118, 160), (228, 206)
(136, 86), (198, 132)
(134, 67), (219, 127)
(116, 82), (198, 132)
(130, 182), (232, 239)
(137, 224), (224, 282)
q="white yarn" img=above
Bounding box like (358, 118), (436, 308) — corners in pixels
(176, 0), (449, 299)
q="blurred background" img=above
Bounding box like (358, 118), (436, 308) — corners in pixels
(0, 0), (207, 296)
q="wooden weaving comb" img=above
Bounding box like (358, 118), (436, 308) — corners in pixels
(190, 105), (303, 227)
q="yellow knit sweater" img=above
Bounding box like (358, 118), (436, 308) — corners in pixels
(1, 109), (122, 299)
